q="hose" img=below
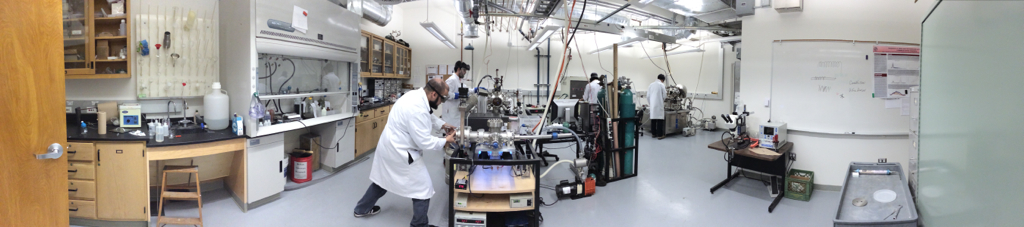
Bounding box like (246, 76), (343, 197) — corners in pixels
(539, 159), (576, 179)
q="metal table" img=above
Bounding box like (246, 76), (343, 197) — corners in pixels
(707, 140), (793, 213)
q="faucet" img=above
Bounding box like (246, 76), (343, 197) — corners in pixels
(178, 99), (192, 127)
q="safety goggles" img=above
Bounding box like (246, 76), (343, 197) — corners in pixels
(426, 83), (448, 103)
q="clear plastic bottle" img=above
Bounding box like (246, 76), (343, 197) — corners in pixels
(118, 19), (126, 36)
(155, 120), (165, 142)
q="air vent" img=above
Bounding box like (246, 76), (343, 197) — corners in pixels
(774, 0), (802, 13)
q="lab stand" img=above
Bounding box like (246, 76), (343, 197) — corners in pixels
(448, 157), (541, 227)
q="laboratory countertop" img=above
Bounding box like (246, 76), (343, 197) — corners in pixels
(67, 124), (246, 148)
(358, 101), (394, 111)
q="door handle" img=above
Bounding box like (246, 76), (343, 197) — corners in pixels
(69, 207), (79, 212)
(68, 169), (78, 173)
(35, 143), (64, 160)
(69, 188), (79, 192)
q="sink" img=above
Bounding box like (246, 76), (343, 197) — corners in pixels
(171, 125), (208, 135)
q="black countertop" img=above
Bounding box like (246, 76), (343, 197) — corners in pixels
(67, 124), (246, 148)
(358, 101), (394, 111)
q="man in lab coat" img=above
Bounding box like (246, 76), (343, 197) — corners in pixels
(354, 78), (456, 227)
(442, 61), (470, 127)
(582, 73), (602, 103)
(648, 74), (667, 139)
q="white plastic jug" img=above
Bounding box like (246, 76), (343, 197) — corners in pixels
(204, 82), (230, 130)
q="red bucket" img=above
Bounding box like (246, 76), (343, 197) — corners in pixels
(290, 152), (313, 183)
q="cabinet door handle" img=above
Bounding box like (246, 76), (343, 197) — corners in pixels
(69, 208), (79, 212)
(68, 169), (78, 173)
(69, 188), (79, 192)
(68, 150), (77, 154)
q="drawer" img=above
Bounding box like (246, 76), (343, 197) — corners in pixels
(376, 106), (391, 118)
(69, 200), (97, 219)
(67, 142), (95, 161)
(357, 110), (374, 123)
(68, 180), (96, 200)
(68, 161), (95, 180)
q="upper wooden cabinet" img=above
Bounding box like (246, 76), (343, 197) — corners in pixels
(360, 31), (412, 79)
(63, 0), (132, 79)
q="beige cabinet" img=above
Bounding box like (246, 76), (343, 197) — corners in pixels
(95, 143), (148, 221)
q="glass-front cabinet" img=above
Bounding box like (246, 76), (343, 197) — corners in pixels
(62, 0), (132, 79)
(372, 37), (384, 75)
(383, 41), (394, 77)
(360, 32), (372, 77)
(63, 0), (92, 74)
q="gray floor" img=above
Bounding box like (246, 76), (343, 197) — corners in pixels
(150, 130), (840, 227)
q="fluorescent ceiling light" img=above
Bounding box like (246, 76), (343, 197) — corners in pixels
(638, 0), (655, 5)
(642, 48), (704, 59)
(420, 22), (456, 49)
(675, 36), (742, 47)
(589, 36), (647, 54)
(528, 25), (561, 50)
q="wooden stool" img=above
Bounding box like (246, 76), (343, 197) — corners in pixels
(157, 165), (203, 227)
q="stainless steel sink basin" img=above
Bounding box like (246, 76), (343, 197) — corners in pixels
(170, 125), (208, 135)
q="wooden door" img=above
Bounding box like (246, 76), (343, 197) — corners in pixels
(0, 0), (70, 226)
(355, 121), (375, 157)
(95, 143), (149, 220)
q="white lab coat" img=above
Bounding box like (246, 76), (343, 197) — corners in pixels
(369, 88), (448, 200)
(582, 80), (601, 103)
(442, 75), (464, 127)
(647, 81), (666, 120)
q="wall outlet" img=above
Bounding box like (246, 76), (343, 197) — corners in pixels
(765, 98), (771, 107)
(789, 152), (796, 161)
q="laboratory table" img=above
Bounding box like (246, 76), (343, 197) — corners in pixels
(707, 139), (793, 213)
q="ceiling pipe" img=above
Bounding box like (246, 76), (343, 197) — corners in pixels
(361, 0), (393, 26)
(455, 0), (480, 38)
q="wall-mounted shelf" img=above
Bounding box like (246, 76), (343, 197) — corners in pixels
(95, 16), (127, 21)
(94, 59), (127, 62)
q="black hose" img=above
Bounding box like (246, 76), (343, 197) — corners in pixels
(476, 75), (494, 88)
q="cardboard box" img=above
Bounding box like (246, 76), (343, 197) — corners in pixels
(299, 134), (322, 171)
(96, 40), (109, 59)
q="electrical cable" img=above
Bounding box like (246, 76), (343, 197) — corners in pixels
(639, 42), (667, 74)
(528, 0), (578, 135)
(593, 33), (612, 75)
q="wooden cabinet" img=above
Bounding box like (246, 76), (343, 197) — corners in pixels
(360, 32), (373, 78)
(354, 105), (394, 157)
(68, 161), (96, 180)
(383, 41), (395, 77)
(62, 0), (132, 79)
(67, 142), (96, 161)
(95, 142), (148, 221)
(370, 35), (384, 77)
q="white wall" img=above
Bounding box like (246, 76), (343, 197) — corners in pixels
(741, 0), (935, 186)
(374, 0), (736, 123)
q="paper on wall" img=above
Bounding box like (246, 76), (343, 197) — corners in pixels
(873, 46), (920, 98)
(292, 6), (308, 33)
(885, 98), (901, 109)
(426, 65), (439, 75)
(901, 97), (911, 116)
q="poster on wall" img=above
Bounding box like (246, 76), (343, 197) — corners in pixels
(873, 46), (921, 98)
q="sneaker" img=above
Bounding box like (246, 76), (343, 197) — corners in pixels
(354, 206), (381, 217)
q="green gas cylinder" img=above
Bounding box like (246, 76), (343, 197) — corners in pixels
(619, 88), (635, 175)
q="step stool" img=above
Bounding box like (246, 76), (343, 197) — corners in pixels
(157, 165), (203, 227)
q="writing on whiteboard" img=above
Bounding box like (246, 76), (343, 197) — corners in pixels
(849, 87), (867, 92)
(818, 61), (842, 68)
(818, 86), (832, 92)
(850, 80), (866, 85)
(811, 76), (837, 81)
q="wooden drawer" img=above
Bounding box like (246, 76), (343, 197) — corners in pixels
(376, 105), (391, 119)
(68, 180), (96, 200)
(67, 142), (95, 161)
(357, 110), (374, 123)
(68, 161), (95, 180)
(69, 200), (97, 219)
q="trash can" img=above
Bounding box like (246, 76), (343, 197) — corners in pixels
(290, 151), (313, 183)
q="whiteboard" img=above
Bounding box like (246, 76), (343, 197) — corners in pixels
(770, 41), (913, 135)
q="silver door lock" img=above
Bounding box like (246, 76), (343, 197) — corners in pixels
(35, 143), (65, 160)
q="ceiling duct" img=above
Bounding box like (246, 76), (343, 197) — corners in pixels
(455, 0), (480, 38)
(360, 0), (394, 26)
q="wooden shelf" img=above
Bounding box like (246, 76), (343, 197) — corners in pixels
(65, 60), (86, 63)
(95, 36), (127, 40)
(64, 38), (86, 41)
(94, 59), (127, 62)
(95, 16), (127, 21)
(66, 74), (130, 79)
(454, 193), (534, 212)
(453, 166), (535, 194)
(64, 18), (86, 22)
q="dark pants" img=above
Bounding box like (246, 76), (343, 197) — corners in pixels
(354, 183), (431, 227)
(651, 119), (665, 137)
